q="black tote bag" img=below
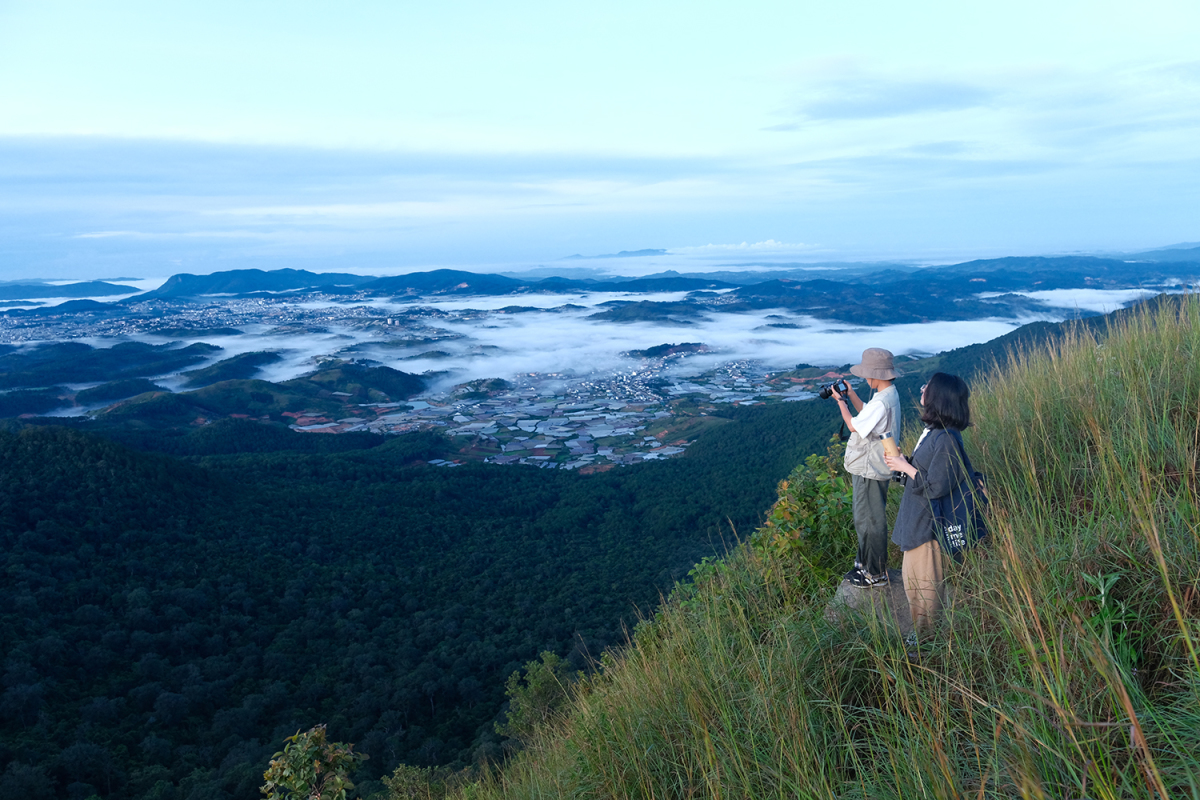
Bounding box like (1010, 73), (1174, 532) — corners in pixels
(930, 430), (989, 561)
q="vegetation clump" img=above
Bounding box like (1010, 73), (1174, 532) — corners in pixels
(494, 652), (582, 748)
(261, 725), (366, 800)
(625, 343), (706, 359)
(750, 440), (855, 593)
(0, 340), (220, 388)
(454, 378), (512, 400)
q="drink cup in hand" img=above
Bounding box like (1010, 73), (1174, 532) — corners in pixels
(881, 434), (900, 458)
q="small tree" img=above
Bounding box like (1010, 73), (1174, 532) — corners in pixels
(751, 436), (855, 590)
(379, 764), (447, 800)
(494, 651), (579, 745)
(261, 724), (367, 800)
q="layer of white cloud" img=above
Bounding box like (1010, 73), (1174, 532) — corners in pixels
(671, 240), (819, 254)
(91, 292), (1061, 397)
(977, 287), (1165, 314)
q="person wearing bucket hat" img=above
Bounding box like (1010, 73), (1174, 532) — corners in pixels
(833, 347), (902, 587)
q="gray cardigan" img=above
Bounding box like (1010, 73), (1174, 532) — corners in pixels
(891, 427), (968, 552)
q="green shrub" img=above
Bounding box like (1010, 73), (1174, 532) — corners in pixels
(494, 652), (581, 746)
(261, 724), (367, 800)
(377, 764), (448, 800)
(750, 436), (854, 593)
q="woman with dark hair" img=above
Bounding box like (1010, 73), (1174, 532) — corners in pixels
(884, 372), (972, 641)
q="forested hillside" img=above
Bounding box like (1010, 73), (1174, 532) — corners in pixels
(0, 397), (836, 800)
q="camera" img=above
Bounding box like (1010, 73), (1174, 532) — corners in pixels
(818, 380), (849, 400)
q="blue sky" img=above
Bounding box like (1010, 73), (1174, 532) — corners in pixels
(2, 0), (1199, 279)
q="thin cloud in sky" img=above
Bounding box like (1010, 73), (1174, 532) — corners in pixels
(796, 79), (996, 121)
(787, 152), (1059, 186)
(73, 230), (272, 240)
(765, 59), (1200, 162)
(213, 201), (478, 221)
(902, 141), (973, 156)
(1, 127), (1196, 282)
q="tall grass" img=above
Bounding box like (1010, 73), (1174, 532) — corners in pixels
(437, 297), (1200, 800)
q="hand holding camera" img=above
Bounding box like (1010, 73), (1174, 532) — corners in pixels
(818, 379), (850, 400)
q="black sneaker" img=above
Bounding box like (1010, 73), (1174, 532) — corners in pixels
(848, 570), (888, 588)
(904, 631), (921, 662)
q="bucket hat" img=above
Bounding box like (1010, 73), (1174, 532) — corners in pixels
(849, 347), (901, 380)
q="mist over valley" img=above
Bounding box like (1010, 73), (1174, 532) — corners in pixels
(6, 250), (1195, 418)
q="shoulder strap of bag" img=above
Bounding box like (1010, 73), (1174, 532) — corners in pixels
(946, 429), (976, 476)
(947, 429), (988, 504)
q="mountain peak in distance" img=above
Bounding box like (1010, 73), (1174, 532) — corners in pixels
(562, 249), (668, 260)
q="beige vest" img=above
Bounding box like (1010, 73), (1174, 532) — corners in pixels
(843, 385), (901, 481)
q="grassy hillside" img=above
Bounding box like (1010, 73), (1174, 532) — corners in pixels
(429, 296), (1200, 799)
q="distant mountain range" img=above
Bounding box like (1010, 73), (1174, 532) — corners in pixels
(0, 280), (138, 300)
(1120, 243), (1200, 262)
(129, 254), (1200, 300)
(5, 249), (1197, 328)
(17, 254), (1166, 327)
(133, 268), (738, 301)
(201, 252), (1198, 296)
(142, 268), (377, 297)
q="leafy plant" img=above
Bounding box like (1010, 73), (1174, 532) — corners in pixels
(494, 652), (581, 746)
(674, 556), (729, 611)
(750, 436), (854, 589)
(1082, 571), (1138, 669)
(377, 764), (447, 800)
(261, 724), (367, 800)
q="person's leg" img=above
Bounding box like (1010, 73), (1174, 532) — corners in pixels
(849, 474), (868, 576)
(853, 476), (889, 579)
(903, 539), (944, 636)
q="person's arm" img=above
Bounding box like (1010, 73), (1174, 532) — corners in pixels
(840, 389), (885, 437)
(843, 384), (865, 413)
(886, 433), (957, 498)
(835, 393), (857, 432)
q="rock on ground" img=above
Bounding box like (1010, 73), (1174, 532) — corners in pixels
(825, 568), (912, 634)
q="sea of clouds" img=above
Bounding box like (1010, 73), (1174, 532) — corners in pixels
(129, 288), (1126, 395)
(25, 261), (1178, 402)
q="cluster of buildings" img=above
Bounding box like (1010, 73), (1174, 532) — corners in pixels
(0, 295), (439, 343)
(284, 361), (828, 470)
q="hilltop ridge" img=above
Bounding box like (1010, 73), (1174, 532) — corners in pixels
(429, 295), (1200, 800)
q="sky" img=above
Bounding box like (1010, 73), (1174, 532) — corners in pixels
(2, 0), (1200, 280)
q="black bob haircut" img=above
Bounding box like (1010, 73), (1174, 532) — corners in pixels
(920, 372), (971, 431)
